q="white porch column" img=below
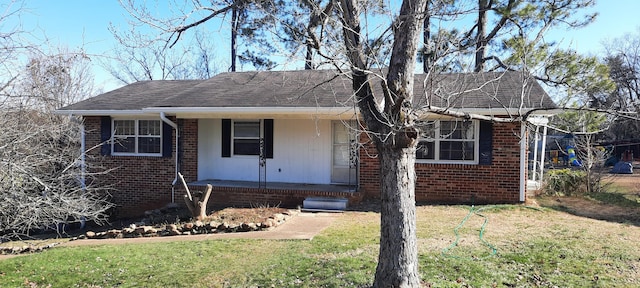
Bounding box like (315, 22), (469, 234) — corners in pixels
(519, 124), (527, 202)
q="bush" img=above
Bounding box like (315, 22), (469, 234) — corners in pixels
(543, 169), (587, 196)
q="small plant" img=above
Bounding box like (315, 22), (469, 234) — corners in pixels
(250, 202), (282, 209)
(544, 169), (587, 196)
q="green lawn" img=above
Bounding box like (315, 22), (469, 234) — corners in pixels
(1, 204), (639, 287)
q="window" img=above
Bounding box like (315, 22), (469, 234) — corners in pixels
(416, 120), (478, 163)
(222, 119), (273, 158)
(232, 120), (261, 156)
(112, 119), (162, 155)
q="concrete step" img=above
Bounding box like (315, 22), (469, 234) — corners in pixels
(302, 197), (348, 212)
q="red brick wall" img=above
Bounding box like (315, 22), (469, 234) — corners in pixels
(84, 116), (198, 218)
(86, 115), (525, 217)
(359, 122), (526, 204)
(185, 185), (364, 210)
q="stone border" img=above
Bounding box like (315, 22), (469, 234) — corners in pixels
(0, 243), (59, 255)
(74, 209), (299, 240)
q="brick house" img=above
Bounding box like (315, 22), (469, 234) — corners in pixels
(57, 70), (556, 217)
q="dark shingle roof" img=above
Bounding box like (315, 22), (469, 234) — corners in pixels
(59, 80), (204, 111)
(59, 70), (555, 112)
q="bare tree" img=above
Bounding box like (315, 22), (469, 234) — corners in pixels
(21, 48), (95, 109)
(552, 110), (610, 194)
(0, 3), (113, 239)
(0, 109), (113, 240)
(338, 1), (426, 285)
(599, 31), (640, 141)
(104, 26), (219, 83)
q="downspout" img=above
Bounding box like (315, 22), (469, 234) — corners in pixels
(519, 123), (527, 202)
(160, 112), (179, 203)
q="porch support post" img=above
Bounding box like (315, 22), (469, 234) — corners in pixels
(539, 124), (548, 187)
(532, 125), (540, 182)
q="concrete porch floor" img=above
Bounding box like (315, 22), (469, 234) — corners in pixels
(188, 179), (358, 193)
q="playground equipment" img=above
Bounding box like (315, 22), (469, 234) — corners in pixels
(566, 145), (581, 167)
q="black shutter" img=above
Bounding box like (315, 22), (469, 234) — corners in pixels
(100, 116), (111, 156)
(162, 121), (173, 158)
(222, 119), (231, 157)
(264, 119), (274, 159)
(478, 121), (493, 165)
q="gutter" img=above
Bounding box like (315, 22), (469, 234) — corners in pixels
(160, 112), (179, 203)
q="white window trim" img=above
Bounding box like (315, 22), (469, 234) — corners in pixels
(111, 118), (163, 157)
(416, 120), (479, 164)
(231, 119), (263, 157)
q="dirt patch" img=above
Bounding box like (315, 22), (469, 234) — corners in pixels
(536, 196), (640, 224)
(205, 207), (289, 226)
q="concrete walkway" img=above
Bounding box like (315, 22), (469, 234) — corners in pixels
(0, 212), (339, 260)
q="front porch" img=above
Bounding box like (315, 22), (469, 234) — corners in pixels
(187, 180), (364, 209)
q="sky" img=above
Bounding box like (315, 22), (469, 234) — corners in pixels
(13, 0), (640, 93)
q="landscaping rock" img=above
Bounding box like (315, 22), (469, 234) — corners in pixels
(274, 213), (286, 222)
(182, 222), (194, 231)
(208, 221), (221, 230)
(218, 222), (230, 231)
(107, 229), (122, 238)
(72, 207), (296, 241)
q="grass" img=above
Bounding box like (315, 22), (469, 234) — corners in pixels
(1, 204), (639, 287)
(599, 179), (640, 208)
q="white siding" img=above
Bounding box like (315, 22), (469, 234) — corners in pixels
(197, 118), (333, 184)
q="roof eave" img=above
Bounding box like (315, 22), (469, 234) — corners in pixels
(143, 106), (358, 119)
(54, 106), (560, 118)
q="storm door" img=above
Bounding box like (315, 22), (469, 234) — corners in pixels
(331, 121), (357, 185)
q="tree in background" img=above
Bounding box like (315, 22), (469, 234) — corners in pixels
(0, 2), (112, 239)
(599, 31), (640, 142)
(116, 0), (282, 73)
(552, 109), (610, 194)
(104, 26), (220, 83)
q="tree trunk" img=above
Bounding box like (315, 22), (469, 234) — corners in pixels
(423, 0), (431, 73)
(374, 143), (420, 288)
(475, 0), (489, 72)
(305, 45), (314, 70)
(338, 0), (425, 286)
(231, 6), (239, 72)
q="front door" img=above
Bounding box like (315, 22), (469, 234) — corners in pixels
(331, 121), (357, 185)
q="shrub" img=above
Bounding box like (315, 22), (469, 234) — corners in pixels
(543, 169), (587, 196)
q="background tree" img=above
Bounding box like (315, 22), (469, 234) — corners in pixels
(104, 27), (219, 83)
(117, 0), (282, 72)
(552, 109), (610, 194)
(0, 2), (112, 239)
(599, 30), (640, 141)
